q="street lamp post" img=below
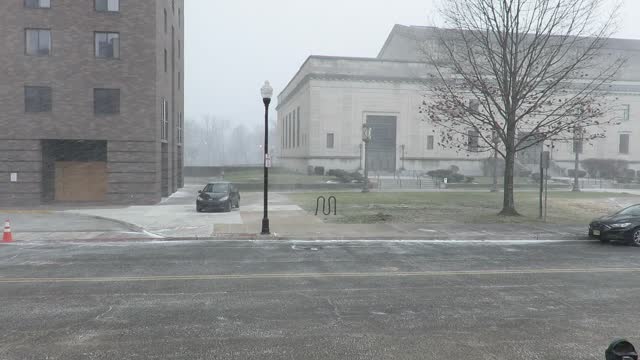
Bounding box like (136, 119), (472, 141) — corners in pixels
(362, 124), (372, 193)
(260, 81), (273, 235)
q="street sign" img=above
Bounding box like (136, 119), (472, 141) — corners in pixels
(265, 154), (272, 168)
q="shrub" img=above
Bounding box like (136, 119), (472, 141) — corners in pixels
(314, 166), (325, 176)
(427, 169), (466, 183)
(326, 169), (364, 183)
(581, 158), (628, 179)
(517, 170), (532, 178)
(567, 169), (587, 178)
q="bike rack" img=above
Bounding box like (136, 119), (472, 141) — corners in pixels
(315, 195), (337, 216)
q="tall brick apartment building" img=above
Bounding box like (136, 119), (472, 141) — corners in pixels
(0, 0), (184, 205)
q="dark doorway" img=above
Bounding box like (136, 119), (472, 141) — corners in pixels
(41, 140), (107, 202)
(366, 115), (397, 172)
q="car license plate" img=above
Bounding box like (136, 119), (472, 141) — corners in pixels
(593, 230), (601, 236)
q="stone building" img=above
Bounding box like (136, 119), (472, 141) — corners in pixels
(0, 0), (184, 205)
(277, 25), (640, 177)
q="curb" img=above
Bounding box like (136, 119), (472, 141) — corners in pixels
(1, 233), (590, 244)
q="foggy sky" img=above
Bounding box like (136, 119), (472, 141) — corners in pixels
(184, 0), (640, 129)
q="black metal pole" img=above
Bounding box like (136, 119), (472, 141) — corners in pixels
(261, 98), (271, 235)
(362, 141), (369, 193)
(539, 152), (543, 219)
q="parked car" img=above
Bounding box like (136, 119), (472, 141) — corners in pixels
(589, 204), (640, 245)
(196, 182), (240, 213)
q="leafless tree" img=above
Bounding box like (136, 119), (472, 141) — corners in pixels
(421, 0), (625, 215)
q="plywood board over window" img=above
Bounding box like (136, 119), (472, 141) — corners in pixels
(54, 162), (107, 202)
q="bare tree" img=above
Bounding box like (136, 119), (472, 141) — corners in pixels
(421, 0), (624, 215)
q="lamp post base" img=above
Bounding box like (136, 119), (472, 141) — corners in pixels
(261, 218), (270, 235)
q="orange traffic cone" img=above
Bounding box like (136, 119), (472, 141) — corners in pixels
(3, 220), (13, 243)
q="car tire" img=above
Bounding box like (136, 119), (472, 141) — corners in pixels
(236, 199), (240, 209)
(631, 228), (640, 247)
(225, 201), (232, 213)
(196, 206), (203, 213)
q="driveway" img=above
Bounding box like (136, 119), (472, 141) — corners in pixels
(63, 182), (313, 238)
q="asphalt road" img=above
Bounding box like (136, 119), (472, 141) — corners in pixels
(1, 239), (639, 359)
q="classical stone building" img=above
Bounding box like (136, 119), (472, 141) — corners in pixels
(277, 24), (640, 176)
(0, 0), (184, 205)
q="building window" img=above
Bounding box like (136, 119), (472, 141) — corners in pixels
(25, 0), (50, 9)
(620, 133), (630, 154)
(25, 29), (51, 56)
(326, 133), (335, 149)
(427, 135), (434, 150)
(94, 32), (119, 58)
(164, 9), (168, 33)
(467, 130), (479, 152)
(621, 104), (630, 121)
(177, 112), (183, 144)
(25, 86), (51, 113)
(161, 99), (169, 141)
(164, 49), (168, 72)
(178, 72), (181, 90)
(296, 107), (301, 148)
(172, 0), (175, 13)
(94, 88), (120, 115)
(291, 111), (296, 148)
(178, 40), (181, 58)
(178, 8), (181, 28)
(95, 0), (119, 12)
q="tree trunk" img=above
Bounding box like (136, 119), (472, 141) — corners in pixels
(499, 148), (519, 216)
(572, 150), (580, 192)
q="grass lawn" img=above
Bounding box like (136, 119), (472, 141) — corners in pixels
(222, 168), (334, 184)
(288, 191), (640, 225)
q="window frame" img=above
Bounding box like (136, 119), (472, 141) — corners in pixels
(24, 86), (52, 113)
(94, 88), (121, 115)
(622, 104), (630, 122)
(467, 129), (480, 152)
(427, 135), (434, 150)
(95, 0), (119, 13)
(161, 98), (169, 142)
(25, 28), (51, 56)
(94, 31), (120, 59)
(24, 0), (51, 9)
(619, 133), (630, 155)
(326, 133), (335, 149)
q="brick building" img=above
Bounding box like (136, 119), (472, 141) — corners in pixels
(0, 0), (184, 205)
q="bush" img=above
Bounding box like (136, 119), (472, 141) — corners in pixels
(314, 166), (325, 176)
(530, 172), (551, 181)
(581, 158), (628, 179)
(326, 169), (364, 183)
(567, 169), (587, 178)
(465, 176), (475, 183)
(427, 169), (466, 183)
(517, 170), (532, 178)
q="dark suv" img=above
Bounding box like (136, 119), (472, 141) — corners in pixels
(589, 204), (640, 245)
(196, 182), (240, 213)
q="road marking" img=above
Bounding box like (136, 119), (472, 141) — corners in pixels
(1, 267), (639, 284)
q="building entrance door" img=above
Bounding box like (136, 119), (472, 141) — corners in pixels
(366, 115), (397, 172)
